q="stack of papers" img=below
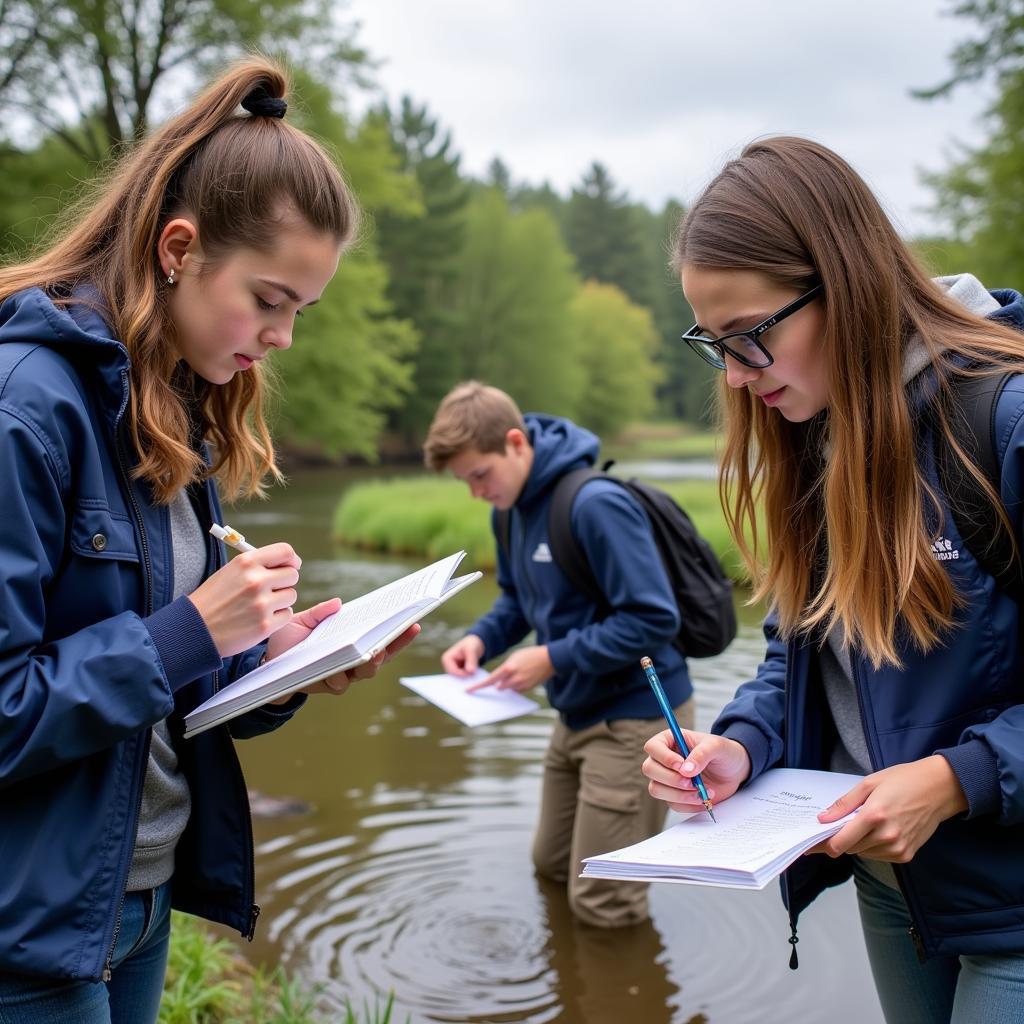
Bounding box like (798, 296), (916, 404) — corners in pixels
(399, 671), (539, 726)
(582, 768), (863, 890)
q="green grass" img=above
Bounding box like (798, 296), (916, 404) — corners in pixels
(333, 473), (753, 583)
(160, 913), (403, 1024)
(333, 476), (494, 568)
(603, 421), (721, 462)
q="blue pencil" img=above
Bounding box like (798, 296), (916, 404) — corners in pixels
(641, 655), (716, 822)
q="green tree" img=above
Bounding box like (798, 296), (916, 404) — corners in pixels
(485, 156), (512, 195)
(564, 161), (655, 308)
(0, 0), (367, 161)
(272, 255), (417, 460)
(572, 281), (661, 437)
(510, 180), (565, 225)
(450, 189), (584, 415)
(373, 97), (470, 441)
(918, 1), (1024, 287)
(914, 0), (1024, 98)
(923, 67), (1024, 287)
(0, 125), (95, 255)
(644, 199), (717, 423)
(270, 71), (420, 459)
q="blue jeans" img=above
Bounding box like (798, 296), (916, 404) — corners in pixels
(853, 861), (1024, 1024)
(0, 882), (172, 1024)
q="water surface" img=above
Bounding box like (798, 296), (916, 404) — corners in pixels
(228, 467), (883, 1024)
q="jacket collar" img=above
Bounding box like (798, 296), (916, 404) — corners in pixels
(0, 287), (132, 431)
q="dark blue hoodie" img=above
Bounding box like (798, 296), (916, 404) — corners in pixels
(0, 287), (304, 980)
(468, 414), (691, 728)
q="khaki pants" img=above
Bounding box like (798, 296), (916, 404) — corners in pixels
(532, 698), (695, 928)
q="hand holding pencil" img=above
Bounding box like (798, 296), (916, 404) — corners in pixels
(640, 656), (752, 819)
(189, 526), (301, 657)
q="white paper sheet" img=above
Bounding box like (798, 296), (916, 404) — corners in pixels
(399, 671), (540, 726)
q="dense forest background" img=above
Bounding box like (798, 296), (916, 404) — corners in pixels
(0, 0), (1020, 460)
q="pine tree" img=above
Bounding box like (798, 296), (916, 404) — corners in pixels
(373, 98), (471, 443)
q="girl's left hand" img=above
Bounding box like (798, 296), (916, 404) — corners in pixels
(265, 598), (421, 701)
(809, 755), (969, 862)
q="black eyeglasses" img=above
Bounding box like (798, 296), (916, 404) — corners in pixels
(681, 284), (822, 370)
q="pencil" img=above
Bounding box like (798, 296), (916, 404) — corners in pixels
(209, 522), (256, 553)
(641, 655), (716, 822)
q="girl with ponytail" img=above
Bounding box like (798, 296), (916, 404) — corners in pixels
(642, 137), (1024, 1020)
(0, 57), (416, 1021)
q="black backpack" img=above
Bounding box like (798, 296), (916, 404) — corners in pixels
(938, 371), (1024, 602)
(495, 462), (737, 658)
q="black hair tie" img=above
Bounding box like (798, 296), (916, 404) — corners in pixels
(241, 86), (287, 119)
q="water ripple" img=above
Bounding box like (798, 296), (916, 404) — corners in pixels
(245, 612), (884, 1024)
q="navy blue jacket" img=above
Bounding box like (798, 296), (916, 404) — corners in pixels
(468, 414), (691, 729)
(0, 288), (304, 981)
(713, 288), (1024, 958)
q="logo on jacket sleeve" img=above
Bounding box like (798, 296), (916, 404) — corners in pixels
(532, 542), (553, 563)
(931, 536), (959, 561)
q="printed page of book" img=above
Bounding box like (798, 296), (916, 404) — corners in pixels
(581, 768), (863, 889)
(399, 671), (540, 726)
(263, 550), (469, 677)
(183, 552), (473, 736)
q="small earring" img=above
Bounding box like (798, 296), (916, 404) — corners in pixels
(166, 269), (176, 286)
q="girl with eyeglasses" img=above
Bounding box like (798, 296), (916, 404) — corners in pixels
(642, 136), (1024, 1022)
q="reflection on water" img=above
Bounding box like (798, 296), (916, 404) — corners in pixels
(228, 469), (883, 1024)
(613, 459), (718, 481)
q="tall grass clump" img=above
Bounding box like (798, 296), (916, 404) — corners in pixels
(334, 476), (495, 568)
(159, 912), (402, 1023)
(333, 473), (754, 582)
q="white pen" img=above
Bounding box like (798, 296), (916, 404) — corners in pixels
(209, 522), (256, 552)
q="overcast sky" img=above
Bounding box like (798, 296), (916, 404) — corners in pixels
(344, 0), (994, 237)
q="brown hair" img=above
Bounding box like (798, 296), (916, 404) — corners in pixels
(0, 56), (359, 502)
(675, 135), (1024, 668)
(423, 381), (527, 471)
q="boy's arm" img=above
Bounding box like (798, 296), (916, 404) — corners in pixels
(545, 486), (680, 676)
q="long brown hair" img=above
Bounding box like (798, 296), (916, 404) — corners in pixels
(0, 56), (359, 502)
(674, 136), (1024, 668)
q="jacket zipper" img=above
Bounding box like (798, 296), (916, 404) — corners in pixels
(103, 423), (156, 980)
(201, 492), (260, 937)
(228, 727), (261, 939)
(102, 728), (153, 980)
(850, 652), (929, 963)
(247, 903), (261, 941)
(781, 639), (800, 968)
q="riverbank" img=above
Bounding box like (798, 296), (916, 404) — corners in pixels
(333, 473), (748, 581)
(162, 914), (398, 1023)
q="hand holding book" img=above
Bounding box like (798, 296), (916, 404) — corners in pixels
(265, 597), (421, 702)
(184, 550), (481, 738)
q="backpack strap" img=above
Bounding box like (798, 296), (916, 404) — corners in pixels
(547, 466), (609, 605)
(498, 461), (617, 600)
(941, 371), (1023, 603)
(494, 507), (512, 564)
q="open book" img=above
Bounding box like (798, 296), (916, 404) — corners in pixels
(183, 551), (482, 738)
(581, 768), (862, 890)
